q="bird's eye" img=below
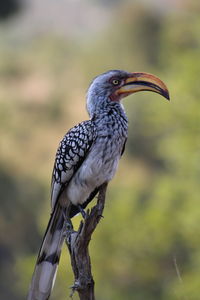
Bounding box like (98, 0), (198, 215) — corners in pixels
(112, 79), (120, 86)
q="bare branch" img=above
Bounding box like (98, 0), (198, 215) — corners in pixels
(65, 183), (108, 300)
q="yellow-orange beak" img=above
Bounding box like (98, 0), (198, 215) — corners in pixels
(116, 72), (170, 101)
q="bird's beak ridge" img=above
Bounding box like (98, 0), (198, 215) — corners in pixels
(116, 72), (170, 101)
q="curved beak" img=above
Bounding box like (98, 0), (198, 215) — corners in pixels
(116, 72), (170, 101)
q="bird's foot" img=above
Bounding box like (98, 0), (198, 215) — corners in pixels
(65, 220), (73, 231)
(62, 210), (73, 232)
(77, 205), (86, 219)
(64, 219), (76, 246)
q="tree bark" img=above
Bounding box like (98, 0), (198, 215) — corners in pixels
(65, 183), (108, 300)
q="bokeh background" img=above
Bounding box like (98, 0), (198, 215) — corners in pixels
(0, 0), (200, 299)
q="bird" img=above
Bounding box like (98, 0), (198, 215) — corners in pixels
(27, 69), (169, 300)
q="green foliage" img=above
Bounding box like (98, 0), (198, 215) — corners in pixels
(0, 1), (200, 299)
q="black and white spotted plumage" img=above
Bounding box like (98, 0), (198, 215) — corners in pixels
(51, 120), (96, 210)
(28, 69), (169, 300)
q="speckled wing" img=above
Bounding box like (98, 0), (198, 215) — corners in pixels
(51, 120), (96, 210)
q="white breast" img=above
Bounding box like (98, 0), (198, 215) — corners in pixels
(66, 137), (123, 205)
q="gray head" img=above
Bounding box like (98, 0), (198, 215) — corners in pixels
(86, 69), (170, 118)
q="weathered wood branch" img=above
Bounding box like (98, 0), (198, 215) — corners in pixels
(65, 182), (108, 300)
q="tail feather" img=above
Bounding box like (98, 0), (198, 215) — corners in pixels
(27, 204), (65, 300)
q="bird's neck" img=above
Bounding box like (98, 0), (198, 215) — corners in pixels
(91, 100), (128, 138)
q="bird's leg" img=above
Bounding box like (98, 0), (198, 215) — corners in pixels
(77, 205), (87, 219)
(62, 208), (74, 238)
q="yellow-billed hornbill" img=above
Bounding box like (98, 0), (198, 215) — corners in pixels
(27, 70), (169, 300)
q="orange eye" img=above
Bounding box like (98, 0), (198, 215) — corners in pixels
(112, 79), (120, 86)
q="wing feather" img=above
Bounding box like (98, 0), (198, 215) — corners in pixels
(51, 120), (96, 210)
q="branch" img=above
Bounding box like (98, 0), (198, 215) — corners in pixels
(65, 182), (108, 300)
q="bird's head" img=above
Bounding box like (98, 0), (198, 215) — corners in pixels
(86, 70), (169, 117)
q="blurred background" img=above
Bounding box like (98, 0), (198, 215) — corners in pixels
(0, 0), (200, 299)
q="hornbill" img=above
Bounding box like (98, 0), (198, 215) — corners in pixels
(27, 70), (169, 300)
